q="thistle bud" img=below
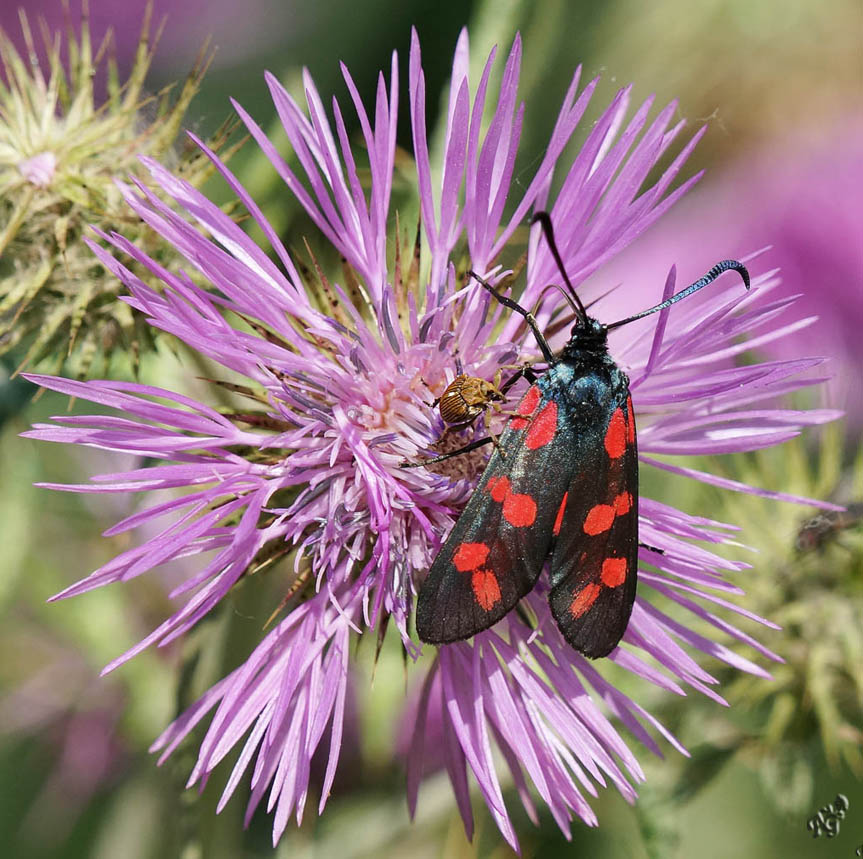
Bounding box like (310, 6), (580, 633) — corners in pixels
(0, 3), (238, 377)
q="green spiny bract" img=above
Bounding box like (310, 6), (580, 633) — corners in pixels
(0, 4), (240, 378)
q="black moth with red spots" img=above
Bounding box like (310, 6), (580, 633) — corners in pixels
(416, 213), (750, 658)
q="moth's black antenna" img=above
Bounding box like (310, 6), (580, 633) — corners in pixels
(541, 282), (581, 317)
(531, 211), (588, 323)
(468, 270), (556, 364)
(605, 261), (751, 331)
(542, 282), (623, 341)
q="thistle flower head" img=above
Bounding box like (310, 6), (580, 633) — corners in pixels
(0, 3), (235, 377)
(23, 29), (840, 850)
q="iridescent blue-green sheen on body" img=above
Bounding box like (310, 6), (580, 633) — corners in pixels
(418, 316), (639, 658)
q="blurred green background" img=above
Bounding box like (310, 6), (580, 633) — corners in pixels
(1, 0), (860, 857)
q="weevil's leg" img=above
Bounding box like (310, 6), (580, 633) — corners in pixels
(491, 363), (532, 390)
(499, 361), (539, 394)
(485, 427), (504, 455)
(489, 403), (528, 421)
(416, 375), (442, 408)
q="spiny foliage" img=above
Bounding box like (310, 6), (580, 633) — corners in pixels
(0, 3), (240, 378)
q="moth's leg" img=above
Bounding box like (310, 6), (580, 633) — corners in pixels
(399, 436), (494, 468)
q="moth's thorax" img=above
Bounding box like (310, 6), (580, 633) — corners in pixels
(541, 358), (627, 410)
(545, 317), (629, 409)
(559, 316), (608, 362)
(557, 318), (624, 374)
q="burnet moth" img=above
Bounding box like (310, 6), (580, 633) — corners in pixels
(415, 212), (751, 658)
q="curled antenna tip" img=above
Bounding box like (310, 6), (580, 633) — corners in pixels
(605, 257), (752, 331)
(715, 260), (751, 290)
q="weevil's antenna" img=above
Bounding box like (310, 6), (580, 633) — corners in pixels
(530, 211), (588, 323)
(605, 261), (751, 331)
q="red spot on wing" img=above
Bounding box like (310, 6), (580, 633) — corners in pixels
(486, 475), (511, 502)
(525, 401), (558, 449)
(626, 395), (636, 443)
(503, 492), (537, 527)
(614, 492), (632, 515)
(604, 408), (627, 459)
(601, 557), (628, 588)
(472, 568), (502, 610)
(553, 492), (568, 536)
(486, 472), (537, 527)
(511, 385), (540, 430)
(569, 583), (601, 618)
(583, 504), (615, 535)
(453, 542), (490, 572)
(517, 386), (540, 415)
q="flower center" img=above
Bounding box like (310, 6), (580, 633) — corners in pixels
(18, 151), (57, 187)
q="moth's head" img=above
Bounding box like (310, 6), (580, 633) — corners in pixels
(570, 315), (607, 346)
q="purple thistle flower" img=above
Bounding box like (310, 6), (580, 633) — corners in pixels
(23, 29), (839, 850)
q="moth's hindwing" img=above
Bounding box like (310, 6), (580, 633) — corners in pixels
(416, 380), (577, 643)
(548, 392), (638, 658)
